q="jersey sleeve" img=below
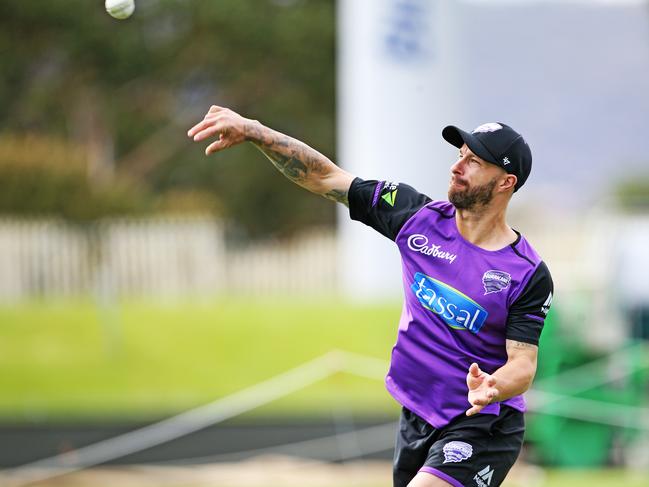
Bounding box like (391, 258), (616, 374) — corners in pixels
(348, 177), (432, 241)
(506, 261), (554, 346)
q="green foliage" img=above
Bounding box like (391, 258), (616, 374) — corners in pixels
(615, 176), (649, 210)
(0, 0), (336, 236)
(0, 135), (150, 221)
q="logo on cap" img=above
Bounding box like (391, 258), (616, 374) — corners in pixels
(472, 123), (503, 134)
(502, 157), (511, 166)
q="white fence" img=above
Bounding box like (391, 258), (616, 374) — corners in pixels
(0, 218), (337, 301)
(226, 231), (337, 295)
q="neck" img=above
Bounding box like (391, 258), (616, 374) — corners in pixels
(454, 202), (517, 251)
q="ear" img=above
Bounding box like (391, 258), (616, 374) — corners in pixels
(500, 174), (517, 192)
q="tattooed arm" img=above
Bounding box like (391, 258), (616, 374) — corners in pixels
(466, 339), (538, 416)
(187, 105), (355, 206)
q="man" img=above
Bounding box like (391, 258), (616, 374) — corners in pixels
(188, 106), (553, 487)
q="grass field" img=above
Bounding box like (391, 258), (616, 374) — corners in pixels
(531, 469), (649, 487)
(5, 463), (648, 487)
(0, 298), (401, 421)
(2, 299), (647, 485)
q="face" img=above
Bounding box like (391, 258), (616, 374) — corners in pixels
(448, 144), (508, 210)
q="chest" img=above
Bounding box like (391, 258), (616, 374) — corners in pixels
(396, 229), (529, 334)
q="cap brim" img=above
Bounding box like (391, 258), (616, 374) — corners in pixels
(442, 125), (498, 166)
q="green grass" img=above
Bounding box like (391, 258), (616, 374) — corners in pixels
(5, 468), (646, 487)
(510, 469), (649, 487)
(0, 298), (402, 421)
(318, 470), (649, 487)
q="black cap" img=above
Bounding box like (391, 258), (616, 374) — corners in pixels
(442, 122), (532, 192)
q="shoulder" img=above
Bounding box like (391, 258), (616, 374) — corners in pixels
(421, 200), (455, 218)
(347, 177), (433, 241)
(507, 234), (553, 304)
(509, 233), (544, 269)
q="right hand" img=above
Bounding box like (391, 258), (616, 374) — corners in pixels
(187, 105), (253, 155)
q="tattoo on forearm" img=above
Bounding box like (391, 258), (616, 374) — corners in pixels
(246, 123), (328, 182)
(323, 189), (349, 206)
(244, 122), (349, 206)
(506, 340), (537, 351)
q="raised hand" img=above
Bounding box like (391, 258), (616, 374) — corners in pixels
(187, 105), (252, 155)
(466, 362), (499, 416)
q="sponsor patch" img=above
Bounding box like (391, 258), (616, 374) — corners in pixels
(473, 465), (495, 487)
(407, 234), (457, 264)
(482, 270), (511, 295)
(442, 441), (473, 463)
(412, 272), (488, 333)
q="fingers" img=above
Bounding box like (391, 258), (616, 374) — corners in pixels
(469, 363), (481, 377)
(192, 124), (223, 143)
(466, 388), (499, 416)
(187, 115), (220, 138)
(186, 105), (243, 155)
(187, 106), (226, 137)
(205, 138), (228, 155)
(466, 405), (482, 416)
(471, 389), (498, 405)
(484, 387), (498, 401)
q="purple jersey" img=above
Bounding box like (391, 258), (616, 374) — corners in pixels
(349, 178), (554, 428)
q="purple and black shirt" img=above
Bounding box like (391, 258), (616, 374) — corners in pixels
(348, 178), (554, 429)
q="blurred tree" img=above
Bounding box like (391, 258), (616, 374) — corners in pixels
(0, 135), (149, 220)
(0, 0), (336, 237)
(615, 176), (649, 210)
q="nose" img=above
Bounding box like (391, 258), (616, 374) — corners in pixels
(451, 156), (465, 176)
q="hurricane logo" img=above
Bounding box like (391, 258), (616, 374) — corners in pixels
(443, 441), (473, 463)
(482, 270), (511, 295)
(472, 123), (503, 134)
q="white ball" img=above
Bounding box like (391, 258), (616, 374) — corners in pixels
(105, 0), (135, 20)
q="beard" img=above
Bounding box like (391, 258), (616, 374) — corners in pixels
(448, 177), (498, 210)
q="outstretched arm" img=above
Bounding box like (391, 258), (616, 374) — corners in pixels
(187, 105), (355, 206)
(465, 339), (538, 416)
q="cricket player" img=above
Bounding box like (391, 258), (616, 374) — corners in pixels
(188, 106), (553, 487)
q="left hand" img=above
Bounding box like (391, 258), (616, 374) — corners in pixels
(466, 363), (499, 416)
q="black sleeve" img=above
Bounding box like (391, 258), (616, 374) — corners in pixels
(348, 177), (432, 241)
(506, 261), (554, 346)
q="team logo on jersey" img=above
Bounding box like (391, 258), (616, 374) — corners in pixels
(407, 234), (457, 264)
(472, 123), (503, 134)
(442, 441), (473, 463)
(473, 465), (495, 487)
(482, 270), (511, 295)
(412, 272), (488, 333)
(541, 292), (553, 315)
(381, 181), (398, 207)
(372, 181), (399, 208)
(382, 189), (398, 206)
